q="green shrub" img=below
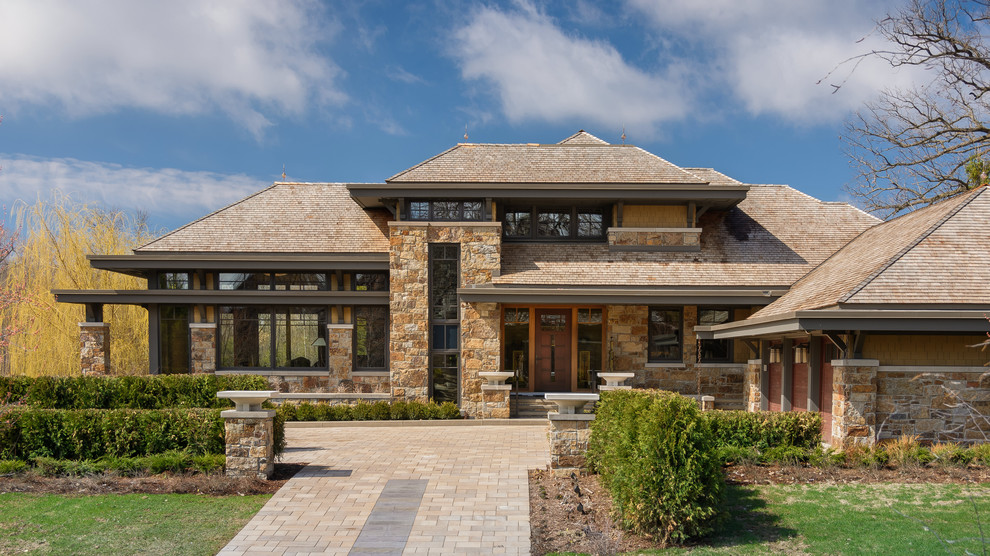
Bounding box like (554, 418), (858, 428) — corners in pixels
(761, 445), (810, 465)
(275, 400), (463, 422)
(705, 410), (822, 450)
(0, 374), (269, 410)
(0, 459), (27, 474)
(973, 443), (990, 465)
(192, 453), (226, 474)
(714, 445), (759, 466)
(808, 445), (845, 468)
(588, 389), (724, 544)
(147, 450), (193, 474)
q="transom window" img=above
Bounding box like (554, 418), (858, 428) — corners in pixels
(503, 206), (606, 240)
(353, 272), (388, 291)
(218, 273), (327, 291)
(158, 272), (190, 290)
(698, 308), (733, 363)
(408, 200), (484, 221)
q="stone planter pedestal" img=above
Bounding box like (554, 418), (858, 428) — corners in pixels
(597, 372), (634, 391)
(546, 393), (599, 472)
(217, 391), (278, 479)
(478, 372), (513, 419)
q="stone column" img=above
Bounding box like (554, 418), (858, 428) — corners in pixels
(189, 323), (216, 374)
(222, 410), (275, 479)
(744, 359), (762, 412)
(389, 223), (430, 402)
(79, 322), (110, 376)
(548, 414), (595, 473)
(831, 359), (879, 447)
(327, 324), (353, 384)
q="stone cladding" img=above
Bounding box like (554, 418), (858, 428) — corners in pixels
(606, 305), (744, 410)
(79, 322), (110, 376)
(607, 228), (701, 250)
(548, 416), (593, 470)
(223, 413), (275, 479)
(388, 221), (501, 416)
(831, 360), (878, 447)
(327, 324), (353, 384)
(875, 366), (990, 443)
(189, 323), (216, 374)
(745, 359), (762, 412)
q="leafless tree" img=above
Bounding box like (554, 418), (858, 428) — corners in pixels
(843, 0), (990, 218)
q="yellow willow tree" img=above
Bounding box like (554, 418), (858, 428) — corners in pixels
(0, 192), (156, 376)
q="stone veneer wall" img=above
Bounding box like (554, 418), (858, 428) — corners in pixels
(189, 323), (216, 374)
(327, 324), (353, 384)
(831, 360), (878, 447)
(79, 322), (110, 376)
(223, 413), (274, 479)
(606, 305), (744, 410)
(745, 359), (762, 412)
(607, 228), (701, 251)
(388, 221), (501, 416)
(548, 415), (594, 470)
(875, 366), (990, 443)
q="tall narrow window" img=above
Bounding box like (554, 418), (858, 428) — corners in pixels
(429, 244), (459, 404)
(576, 308), (603, 389)
(159, 305), (190, 374)
(355, 306), (388, 370)
(648, 307), (683, 362)
(503, 308), (529, 389)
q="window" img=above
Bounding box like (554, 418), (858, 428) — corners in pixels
(274, 273), (327, 291)
(698, 308), (733, 363)
(354, 306), (387, 370)
(648, 307), (683, 362)
(429, 244), (459, 404)
(576, 308), (603, 389)
(219, 273), (270, 291)
(503, 308), (529, 389)
(159, 305), (189, 374)
(502, 206), (607, 240)
(406, 200), (485, 221)
(158, 272), (190, 290)
(353, 272), (388, 291)
(218, 306), (327, 369)
(219, 273), (328, 291)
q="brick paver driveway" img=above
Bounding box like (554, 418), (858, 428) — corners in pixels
(219, 423), (549, 555)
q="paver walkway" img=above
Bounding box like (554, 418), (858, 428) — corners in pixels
(219, 423), (549, 555)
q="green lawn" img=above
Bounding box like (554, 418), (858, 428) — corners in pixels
(0, 492), (270, 555)
(655, 482), (990, 555)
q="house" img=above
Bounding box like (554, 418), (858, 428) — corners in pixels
(57, 130), (987, 444)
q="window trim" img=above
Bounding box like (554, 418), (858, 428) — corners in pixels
(647, 306), (684, 363)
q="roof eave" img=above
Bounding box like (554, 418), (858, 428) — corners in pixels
(705, 308), (990, 339)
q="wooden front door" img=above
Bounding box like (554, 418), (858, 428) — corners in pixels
(535, 308), (571, 392)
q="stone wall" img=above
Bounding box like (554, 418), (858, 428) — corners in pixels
(327, 324), (353, 384)
(607, 228), (701, 251)
(223, 412), (275, 479)
(606, 305), (744, 410)
(876, 366), (990, 443)
(79, 322), (110, 376)
(549, 415), (594, 470)
(189, 323), (216, 374)
(745, 359), (762, 412)
(388, 221), (501, 415)
(831, 360), (878, 447)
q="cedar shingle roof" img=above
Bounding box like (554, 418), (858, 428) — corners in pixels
(386, 135), (707, 184)
(137, 183), (389, 253)
(751, 186), (988, 318)
(495, 185), (879, 287)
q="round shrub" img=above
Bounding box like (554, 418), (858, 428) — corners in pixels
(588, 389), (724, 544)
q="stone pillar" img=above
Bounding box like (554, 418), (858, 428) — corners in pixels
(222, 410), (275, 479)
(831, 359), (879, 447)
(327, 324), (353, 384)
(389, 223), (430, 402)
(480, 384), (511, 418)
(548, 414), (594, 472)
(79, 322), (110, 376)
(189, 323), (216, 374)
(745, 359), (762, 412)
(461, 301), (501, 417)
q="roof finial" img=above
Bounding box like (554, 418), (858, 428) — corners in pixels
(281, 164), (286, 181)
(620, 127), (626, 144)
(464, 125), (469, 141)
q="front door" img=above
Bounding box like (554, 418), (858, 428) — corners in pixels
(535, 308), (571, 392)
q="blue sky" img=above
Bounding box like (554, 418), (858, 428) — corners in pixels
(0, 0), (917, 232)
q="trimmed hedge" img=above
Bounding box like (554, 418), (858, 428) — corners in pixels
(0, 407), (227, 461)
(0, 374), (269, 409)
(587, 389), (724, 544)
(277, 400), (462, 422)
(705, 410), (822, 450)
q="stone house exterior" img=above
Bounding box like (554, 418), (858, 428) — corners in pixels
(57, 130), (990, 443)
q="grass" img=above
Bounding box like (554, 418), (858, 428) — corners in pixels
(637, 483), (990, 555)
(0, 492), (270, 555)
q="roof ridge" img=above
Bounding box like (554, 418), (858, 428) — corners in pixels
(629, 146), (706, 184)
(558, 130), (610, 145)
(838, 187), (984, 303)
(386, 144), (461, 182)
(137, 182), (279, 251)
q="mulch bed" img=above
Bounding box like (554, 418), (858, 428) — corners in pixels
(0, 463), (306, 496)
(529, 463), (990, 555)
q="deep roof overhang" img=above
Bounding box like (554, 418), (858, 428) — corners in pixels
(53, 289), (389, 306)
(457, 285), (786, 305)
(89, 253), (390, 278)
(698, 307), (990, 340)
(347, 182), (750, 210)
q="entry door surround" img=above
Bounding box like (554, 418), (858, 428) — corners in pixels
(535, 308), (571, 392)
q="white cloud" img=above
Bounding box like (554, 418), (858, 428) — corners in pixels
(0, 154), (267, 228)
(626, 0), (922, 123)
(0, 0), (344, 139)
(451, 4), (692, 136)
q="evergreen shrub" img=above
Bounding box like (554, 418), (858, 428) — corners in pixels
(704, 410), (822, 450)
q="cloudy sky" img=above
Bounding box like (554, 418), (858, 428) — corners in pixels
(0, 0), (916, 231)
